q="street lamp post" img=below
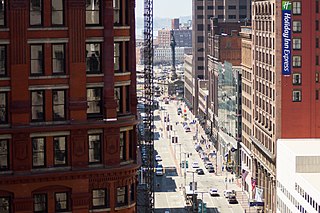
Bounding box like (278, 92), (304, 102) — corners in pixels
(187, 171), (196, 212)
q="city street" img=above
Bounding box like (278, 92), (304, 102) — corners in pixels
(153, 100), (245, 213)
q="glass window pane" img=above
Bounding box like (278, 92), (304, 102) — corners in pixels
(89, 134), (101, 163)
(114, 87), (121, 112)
(92, 189), (105, 207)
(114, 43), (120, 71)
(0, 1), (5, 26)
(86, 43), (101, 73)
(0, 46), (5, 75)
(86, 0), (100, 25)
(34, 194), (46, 212)
(117, 187), (127, 206)
(52, 0), (63, 25)
(32, 138), (45, 167)
(0, 92), (6, 123)
(0, 140), (8, 170)
(87, 88), (102, 114)
(53, 90), (65, 120)
(31, 91), (44, 121)
(120, 132), (125, 160)
(31, 45), (43, 74)
(30, 0), (42, 26)
(0, 197), (10, 213)
(113, 0), (120, 24)
(52, 44), (65, 73)
(55, 192), (68, 211)
(54, 137), (66, 166)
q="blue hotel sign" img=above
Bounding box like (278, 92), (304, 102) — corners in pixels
(282, 1), (292, 75)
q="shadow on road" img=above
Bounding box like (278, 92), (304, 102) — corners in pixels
(154, 167), (178, 192)
(154, 207), (219, 213)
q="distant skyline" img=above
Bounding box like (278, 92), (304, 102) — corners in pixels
(135, 0), (192, 18)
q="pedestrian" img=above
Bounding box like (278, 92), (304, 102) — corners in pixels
(232, 177), (234, 183)
(222, 166), (224, 171)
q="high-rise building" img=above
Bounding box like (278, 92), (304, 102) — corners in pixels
(171, 18), (180, 30)
(157, 29), (192, 48)
(185, 0), (250, 115)
(0, 1), (138, 212)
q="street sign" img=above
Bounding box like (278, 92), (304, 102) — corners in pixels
(189, 182), (197, 191)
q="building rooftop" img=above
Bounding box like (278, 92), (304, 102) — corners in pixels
(278, 139), (320, 156)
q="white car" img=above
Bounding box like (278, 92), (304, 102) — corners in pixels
(224, 189), (236, 198)
(192, 161), (199, 168)
(155, 155), (162, 161)
(209, 188), (219, 196)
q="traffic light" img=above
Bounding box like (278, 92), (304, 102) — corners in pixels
(186, 160), (189, 168)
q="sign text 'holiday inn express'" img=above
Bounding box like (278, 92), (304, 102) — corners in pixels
(282, 1), (292, 75)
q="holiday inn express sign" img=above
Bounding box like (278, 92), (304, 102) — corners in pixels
(282, 0), (292, 75)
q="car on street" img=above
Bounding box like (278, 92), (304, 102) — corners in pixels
(155, 165), (164, 176)
(209, 188), (219, 196)
(207, 166), (215, 173)
(155, 155), (162, 161)
(204, 162), (213, 169)
(192, 161), (199, 168)
(224, 189), (236, 198)
(177, 107), (182, 115)
(184, 126), (191, 132)
(228, 193), (238, 204)
(196, 168), (205, 175)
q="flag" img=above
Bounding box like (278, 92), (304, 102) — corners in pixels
(251, 178), (256, 191)
(255, 187), (263, 202)
(242, 169), (249, 182)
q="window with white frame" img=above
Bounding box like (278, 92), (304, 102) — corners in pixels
(293, 38), (301, 50)
(292, 73), (302, 85)
(292, 2), (301, 15)
(292, 55), (301, 67)
(293, 90), (302, 102)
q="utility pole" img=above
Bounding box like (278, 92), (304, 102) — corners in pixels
(187, 171), (196, 212)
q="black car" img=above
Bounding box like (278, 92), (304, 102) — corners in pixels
(196, 168), (205, 175)
(207, 166), (215, 173)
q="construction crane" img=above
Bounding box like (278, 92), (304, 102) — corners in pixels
(142, 0), (154, 212)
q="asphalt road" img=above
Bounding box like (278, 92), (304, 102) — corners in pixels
(153, 100), (245, 213)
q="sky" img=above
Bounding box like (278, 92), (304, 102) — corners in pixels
(135, 0), (192, 18)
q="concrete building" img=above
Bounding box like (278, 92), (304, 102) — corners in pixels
(171, 18), (180, 30)
(0, 1), (139, 212)
(277, 139), (320, 213)
(239, 26), (254, 199)
(158, 28), (192, 48)
(153, 47), (192, 65)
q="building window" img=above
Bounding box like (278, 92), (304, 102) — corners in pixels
(86, 0), (100, 25)
(197, 36), (204, 43)
(317, 38), (320, 48)
(293, 21), (302, 32)
(114, 87), (122, 113)
(92, 189), (108, 208)
(292, 73), (301, 85)
(292, 56), (301, 67)
(0, 45), (6, 76)
(55, 192), (68, 212)
(0, 1), (5, 26)
(130, 184), (134, 202)
(32, 138), (46, 168)
(0, 92), (7, 124)
(31, 90), (45, 122)
(228, 15), (236, 19)
(120, 132), (126, 161)
(88, 134), (101, 164)
(30, 45), (44, 75)
(34, 194), (47, 213)
(53, 136), (67, 166)
(30, 0), (42, 26)
(218, 6), (224, 9)
(197, 24), (204, 31)
(218, 15), (224, 19)
(0, 140), (8, 171)
(87, 88), (102, 116)
(116, 186), (128, 207)
(293, 38), (301, 50)
(316, 72), (319, 83)
(52, 0), (63, 25)
(292, 2), (301, 15)
(52, 44), (65, 74)
(52, 90), (65, 120)
(228, 5), (236, 9)
(317, 20), (319, 31)
(86, 43), (101, 73)
(0, 197), (10, 213)
(114, 43), (120, 72)
(113, 0), (120, 25)
(293, 90), (302, 102)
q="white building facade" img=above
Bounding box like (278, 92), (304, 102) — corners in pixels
(277, 139), (320, 213)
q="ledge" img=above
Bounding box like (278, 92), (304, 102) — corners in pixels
(250, 135), (275, 162)
(89, 208), (111, 212)
(114, 203), (136, 211)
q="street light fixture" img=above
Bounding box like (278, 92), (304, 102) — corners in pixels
(187, 171), (197, 212)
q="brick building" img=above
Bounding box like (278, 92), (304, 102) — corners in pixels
(0, 0), (138, 212)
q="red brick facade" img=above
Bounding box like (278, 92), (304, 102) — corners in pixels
(0, 0), (138, 212)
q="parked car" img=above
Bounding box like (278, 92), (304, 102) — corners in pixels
(207, 166), (215, 173)
(205, 162), (213, 169)
(155, 165), (164, 176)
(184, 126), (191, 132)
(192, 161), (199, 168)
(155, 155), (162, 161)
(209, 188), (219, 196)
(196, 168), (205, 175)
(224, 190), (236, 198)
(228, 194), (238, 204)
